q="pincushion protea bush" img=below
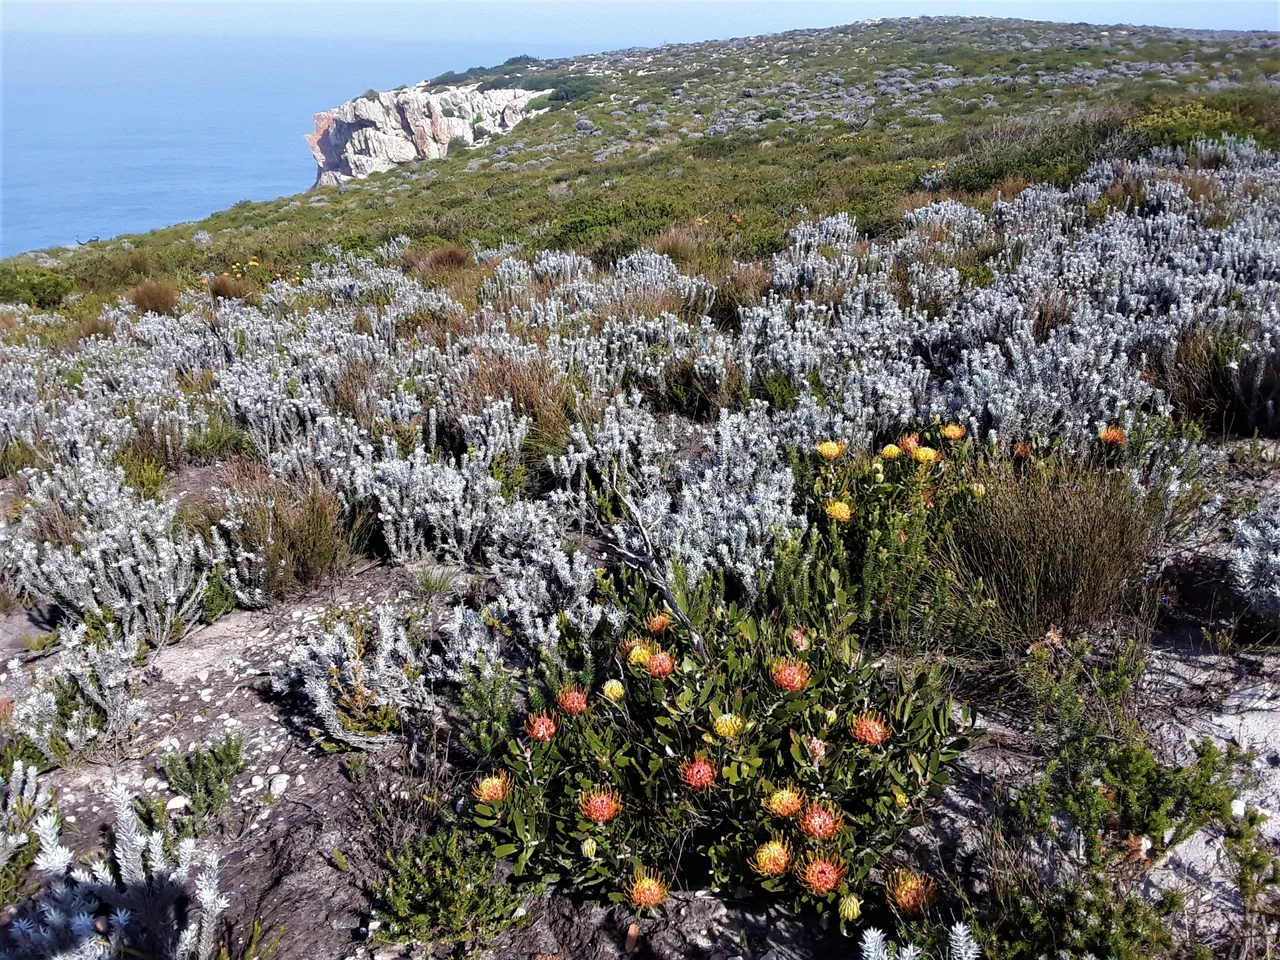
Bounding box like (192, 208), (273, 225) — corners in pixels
(471, 609), (969, 916)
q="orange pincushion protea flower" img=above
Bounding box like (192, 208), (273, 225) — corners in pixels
(941, 423), (966, 441)
(748, 838), (794, 877)
(770, 658), (811, 692)
(579, 785), (623, 825)
(625, 867), (668, 909)
(796, 852), (847, 895)
(762, 785), (805, 818)
(1013, 440), (1033, 459)
(646, 613), (672, 634)
(1098, 425), (1127, 446)
(679, 754), (717, 791)
(471, 771), (510, 804)
(886, 867), (937, 915)
(646, 649), (676, 678)
(898, 433), (920, 454)
(524, 712), (557, 743)
(798, 802), (844, 841)
(815, 440), (847, 460)
(556, 686), (589, 715)
(849, 711), (891, 747)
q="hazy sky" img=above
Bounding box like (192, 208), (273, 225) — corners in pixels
(6, 0), (1278, 41)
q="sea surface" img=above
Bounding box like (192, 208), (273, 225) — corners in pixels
(1, 33), (581, 257)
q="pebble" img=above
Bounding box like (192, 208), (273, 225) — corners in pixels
(166, 796), (190, 813)
(269, 774), (290, 798)
(252, 775), (265, 788)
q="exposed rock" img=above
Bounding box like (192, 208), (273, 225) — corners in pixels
(305, 83), (551, 188)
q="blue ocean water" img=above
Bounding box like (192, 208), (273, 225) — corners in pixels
(0, 33), (580, 257)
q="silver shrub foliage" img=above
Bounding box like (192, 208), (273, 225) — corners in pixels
(272, 604), (435, 747)
(1231, 503), (1280, 625)
(3, 135), (1280, 764)
(3, 786), (226, 960)
(860, 923), (982, 960)
(0, 761), (49, 876)
(1, 459), (205, 646)
(7, 620), (146, 766)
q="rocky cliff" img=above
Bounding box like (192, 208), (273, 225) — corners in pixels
(305, 83), (550, 187)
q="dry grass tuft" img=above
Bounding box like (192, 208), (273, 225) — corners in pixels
(208, 275), (255, 301)
(193, 460), (363, 598)
(947, 456), (1165, 653)
(127, 280), (179, 316)
(403, 244), (474, 280)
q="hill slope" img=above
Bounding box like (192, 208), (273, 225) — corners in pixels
(2, 16), (1280, 960)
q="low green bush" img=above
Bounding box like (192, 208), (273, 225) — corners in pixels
(0, 266), (74, 309)
(377, 828), (529, 948)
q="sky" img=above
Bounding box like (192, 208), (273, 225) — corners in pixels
(5, 0), (1278, 39)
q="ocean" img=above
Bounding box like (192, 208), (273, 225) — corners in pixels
(0, 32), (581, 257)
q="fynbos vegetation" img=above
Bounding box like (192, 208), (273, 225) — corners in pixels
(2, 13), (1279, 960)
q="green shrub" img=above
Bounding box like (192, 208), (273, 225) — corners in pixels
(973, 635), (1249, 959)
(1131, 101), (1253, 147)
(0, 440), (40, 479)
(376, 829), (529, 948)
(157, 732), (246, 836)
(186, 412), (248, 465)
(114, 449), (167, 500)
(202, 569), (238, 624)
(457, 664), (516, 761)
(0, 266), (74, 309)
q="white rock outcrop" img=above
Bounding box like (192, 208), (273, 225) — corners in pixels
(305, 83), (550, 187)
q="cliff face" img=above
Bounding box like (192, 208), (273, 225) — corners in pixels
(305, 83), (549, 187)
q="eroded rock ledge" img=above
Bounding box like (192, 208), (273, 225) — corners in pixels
(305, 83), (550, 187)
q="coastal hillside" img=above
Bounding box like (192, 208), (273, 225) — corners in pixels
(2, 15), (1280, 960)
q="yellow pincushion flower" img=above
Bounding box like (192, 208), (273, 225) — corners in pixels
(748, 838), (793, 877)
(881, 443), (902, 459)
(825, 500), (852, 523)
(941, 423), (966, 441)
(815, 440), (846, 460)
(911, 446), (939, 465)
(471, 771), (510, 804)
(762, 784), (805, 818)
(602, 679), (625, 701)
(713, 713), (745, 739)
(626, 642), (654, 668)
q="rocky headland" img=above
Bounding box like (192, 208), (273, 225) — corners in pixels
(305, 83), (549, 187)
